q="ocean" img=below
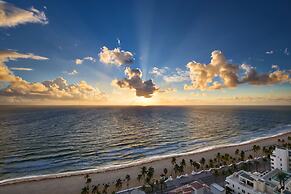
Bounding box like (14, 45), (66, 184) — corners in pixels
(0, 105), (290, 180)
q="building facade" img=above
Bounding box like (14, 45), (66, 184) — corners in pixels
(271, 147), (291, 172)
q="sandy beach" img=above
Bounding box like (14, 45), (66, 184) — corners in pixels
(0, 130), (290, 194)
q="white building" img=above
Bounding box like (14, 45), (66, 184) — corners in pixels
(225, 169), (291, 194)
(271, 147), (291, 172)
(225, 170), (278, 194)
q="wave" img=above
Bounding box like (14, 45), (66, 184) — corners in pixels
(1, 124), (290, 186)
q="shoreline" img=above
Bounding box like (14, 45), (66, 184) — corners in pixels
(0, 129), (290, 194)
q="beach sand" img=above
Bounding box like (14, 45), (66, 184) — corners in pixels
(0, 131), (290, 194)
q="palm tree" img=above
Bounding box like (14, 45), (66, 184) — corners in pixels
(181, 159), (186, 167)
(163, 168), (168, 177)
(193, 161), (200, 171)
(235, 149), (239, 159)
(125, 174), (131, 189)
(189, 159), (193, 169)
(171, 157), (176, 165)
(115, 178), (123, 191)
(278, 172), (287, 191)
(252, 145), (260, 157)
(141, 166), (147, 177)
(179, 165), (184, 174)
(159, 175), (166, 193)
(137, 174), (142, 182)
(200, 157), (206, 169)
(81, 186), (89, 194)
(216, 152), (221, 165)
(240, 150), (245, 161)
(147, 167), (155, 180)
(102, 184), (109, 194)
(174, 164), (180, 176)
(92, 185), (100, 194)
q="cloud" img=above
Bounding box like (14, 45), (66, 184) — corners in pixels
(99, 46), (134, 66)
(150, 66), (189, 83)
(10, 67), (33, 71)
(0, 1), (48, 27)
(0, 50), (104, 101)
(0, 50), (48, 61)
(184, 50), (290, 91)
(150, 66), (168, 76)
(163, 68), (190, 83)
(112, 67), (159, 98)
(266, 50), (274, 55)
(67, 69), (78, 75)
(185, 50), (239, 90)
(240, 64), (290, 85)
(75, 56), (96, 65)
(284, 48), (290, 56)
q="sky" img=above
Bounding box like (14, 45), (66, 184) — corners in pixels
(0, 0), (291, 105)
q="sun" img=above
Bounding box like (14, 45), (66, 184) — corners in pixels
(133, 96), (155, 106)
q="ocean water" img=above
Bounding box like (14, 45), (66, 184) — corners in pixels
(0, 106), (291, 180)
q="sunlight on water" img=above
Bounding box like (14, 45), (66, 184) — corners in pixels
(0, 106), (290, 180)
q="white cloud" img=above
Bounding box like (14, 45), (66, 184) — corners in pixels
(10, 67), (33, 71)
(99, 46), (134, 66)
(0, 1), (48, 27)
(75, 56), (96, 65)
(150, 66), (168, 76)
(0, 50), (104, 101)
(163, 68), (189, 83)
(67, 69), (78, 75)
(185, 50), (239, 90)
(266, 50), (274, 55)
(150, 66), (189, 83)
(184, 50), (290, 91)
(240, 64), (290, 85)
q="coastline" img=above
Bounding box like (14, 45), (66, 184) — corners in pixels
(0, 129), (290, 194)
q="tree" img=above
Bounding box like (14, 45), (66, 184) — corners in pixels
(181, 159), (186, 167)
(189, 159), (193, 169)
(252, 145), (260, 157)
(102, 184), (109, 194)
(216, 152), (221, 164)
(171, 157), (176, 165)
(141, 166), (147, 178)
(125, 174), (131, 189)
(240, 150), (245, 161)
(200, 157), (206, 169)
(137, 174), (142, 182)
(193, 161), (200, 171)
(174, 164), (180, 176)
(235, 149), (239, 159)
(163, 168), (168, 177)
(81, 186), (89, 194)
(159, 175), (166, 193)
(278, 172), (288, 191)
(115, 178), (123, 191)
(92, 185), (100, 194)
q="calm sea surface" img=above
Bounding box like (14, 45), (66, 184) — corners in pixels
(0, 106), (291, 180)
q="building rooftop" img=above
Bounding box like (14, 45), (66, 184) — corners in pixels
(190, 181), (204, 190)
(240, 171), (255, 181)
(210, 183), (225, 192)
